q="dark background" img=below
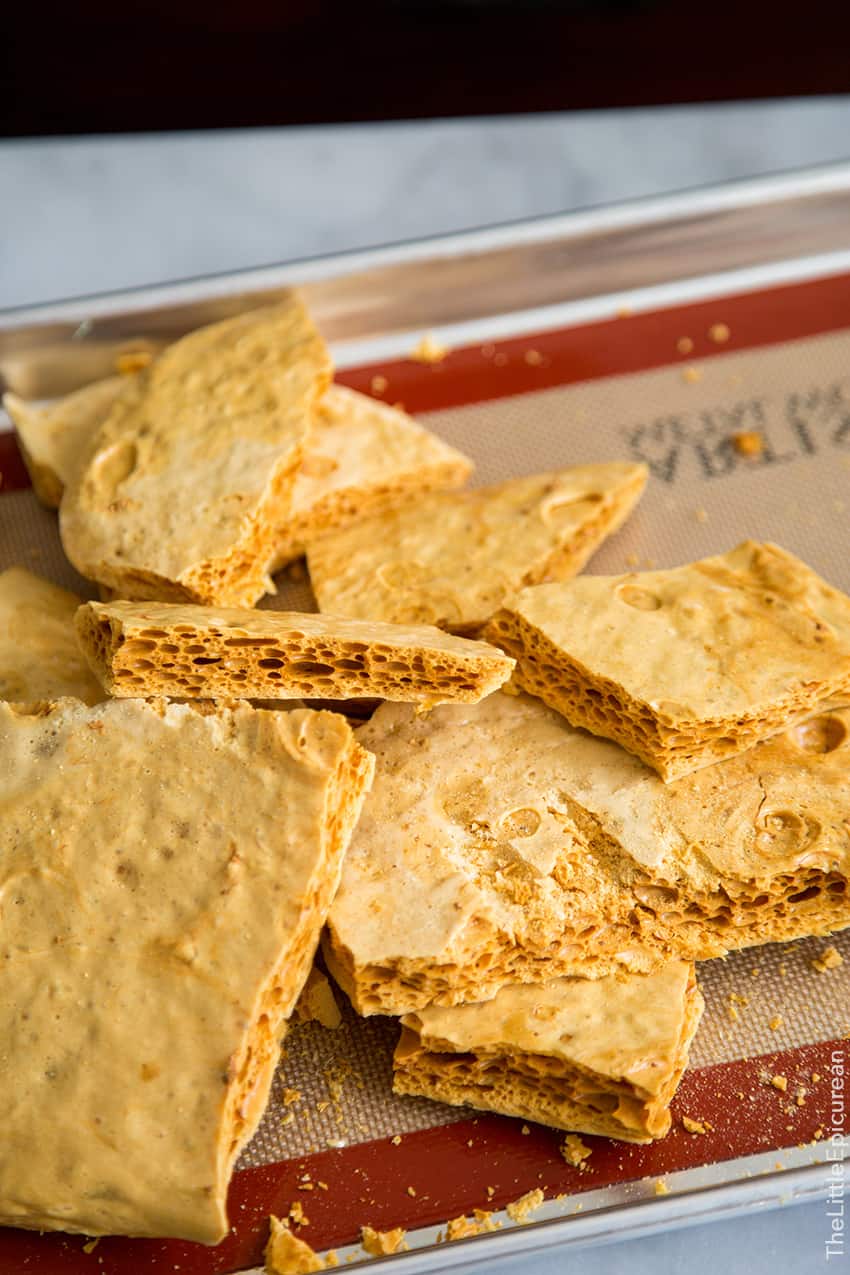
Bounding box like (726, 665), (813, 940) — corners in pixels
(3, 0), (850, 138)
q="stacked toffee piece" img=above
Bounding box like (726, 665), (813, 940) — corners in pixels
(1, 297), (847, 1250)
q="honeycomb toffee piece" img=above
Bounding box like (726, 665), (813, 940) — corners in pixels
(486, 541), (850, 781)
(394, 962), (703, 1143)
(0, 698), (373, 1242)
(4, 376), (125, 509)
(324, 691), (850, 1014)
(269, 385), (473, 571)
(60, 297), (331, 607)
(307, 464), (648, 634)
(0, 567), (103, 703)
(75, 599), (514, 705)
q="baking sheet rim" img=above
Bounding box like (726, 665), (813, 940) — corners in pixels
(1, 169), (848, 1270)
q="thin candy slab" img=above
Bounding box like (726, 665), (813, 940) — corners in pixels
(487, 541), (850, 780)
(325, 691), (850, 1014)
(0, 567), (103, 703)
(395, 962), (703, 1143)
(76, 599), (514, 705)
(0, 698), (373, 1242)
(60, 297), (331, 607)
(307, 463), (648, 634)
(4, 377), (125, 509)
(269, 385), (473, 571)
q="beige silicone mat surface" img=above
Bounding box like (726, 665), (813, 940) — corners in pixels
(240, 930), (850, 1166)
(1, 324), (848, 1171)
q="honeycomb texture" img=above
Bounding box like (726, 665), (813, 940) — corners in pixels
(326, 693), (850, 1014)
(487, 541), (850, 780)
(76, 599), (514, 705)
(394, 964), (703, 1143)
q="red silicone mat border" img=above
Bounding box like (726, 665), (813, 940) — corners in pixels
(1, 1038), (844, 1274)
(2, 271), (850, 495)
(334, 271), (850, 414)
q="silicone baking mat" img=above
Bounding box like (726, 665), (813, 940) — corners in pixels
(0, 269), (848, 1273)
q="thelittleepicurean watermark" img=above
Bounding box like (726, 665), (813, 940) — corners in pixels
(826, 1046), (847, 1262)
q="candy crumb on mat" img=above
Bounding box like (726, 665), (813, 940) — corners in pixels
(731, 430), (764, 456)
(115, 350), (153, 374)
(811, 946), (843, 972)
(444, 1209), (501, 1240)
(409, 334), (449, 364)
(561, 1134), (593, 1168)
(265, 1215), (325, 1273)
(505, 1188), (545, 1223)
(361, 1225), (407, 1256)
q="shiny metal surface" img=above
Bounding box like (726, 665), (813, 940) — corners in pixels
(1, 163), (850, 398)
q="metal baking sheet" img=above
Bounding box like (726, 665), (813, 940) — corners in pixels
(1, 164), (849, 1274)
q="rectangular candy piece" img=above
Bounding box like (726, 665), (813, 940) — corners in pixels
(324, 691), (849, 1014)
(307, 464), (648, 634)
(269, 384), (473, 571)
(75, 599), (514, 705)
(394, 962), (703, 1143)
(4, 377), (126, 508)
(0, 567), (103, 703)
(0, 698), (373, 1242)
(486, 541), (850, 781)
(59, 297), (332, 608)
